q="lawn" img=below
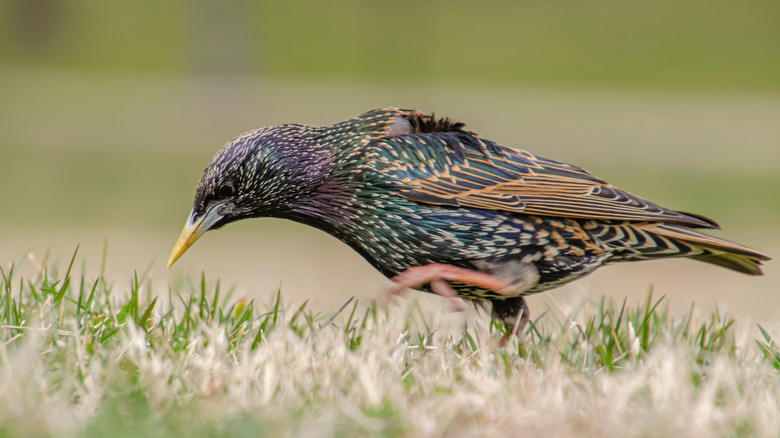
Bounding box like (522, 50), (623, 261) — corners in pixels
(1, 250), (778, 437)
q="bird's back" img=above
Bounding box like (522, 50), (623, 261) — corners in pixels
(325, 108), (768, 283)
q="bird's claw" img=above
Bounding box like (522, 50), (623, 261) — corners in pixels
(430, 279), (467, 312)
(384, 279), (467, 312)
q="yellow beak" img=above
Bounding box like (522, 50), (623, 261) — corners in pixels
(167, 206), (225, 268)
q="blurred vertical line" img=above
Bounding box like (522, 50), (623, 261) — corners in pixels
(4, 0), (68, 61)
(184, 0), (259, 134)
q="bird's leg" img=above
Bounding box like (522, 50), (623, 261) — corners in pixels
(387, 261), (540, 335)
(388, 264), (500, 311)
(473, 260), (538, 344)
(387, 263), (527, 312)
(491, 296), (530, 346)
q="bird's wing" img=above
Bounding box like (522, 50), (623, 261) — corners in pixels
(359, 131), (718, 229)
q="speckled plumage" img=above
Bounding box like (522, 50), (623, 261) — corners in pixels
(176, 107), (769, 332)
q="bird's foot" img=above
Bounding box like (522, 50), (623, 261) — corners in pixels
(498, 314), (529, 347)
(492, 296), (530, 347)
(387, 264), (516, 312)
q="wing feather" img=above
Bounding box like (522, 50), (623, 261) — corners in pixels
(359, 131), (719, 229)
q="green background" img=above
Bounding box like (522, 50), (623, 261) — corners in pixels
(3, 0), (780, 90)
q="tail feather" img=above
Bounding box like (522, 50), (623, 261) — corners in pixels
(689, 253), (764, 275)
(638, 223), (770, 275)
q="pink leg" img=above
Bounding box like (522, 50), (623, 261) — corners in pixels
(388, 264), (516, 311)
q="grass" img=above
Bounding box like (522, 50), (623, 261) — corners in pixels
(1, 249), (779, 437)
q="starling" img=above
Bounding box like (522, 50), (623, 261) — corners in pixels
(168, 108), (769, 337)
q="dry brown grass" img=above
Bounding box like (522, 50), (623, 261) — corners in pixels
(1, 252), (779, 437)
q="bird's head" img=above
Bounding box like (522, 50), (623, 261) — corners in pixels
(167, 124), (332, 268)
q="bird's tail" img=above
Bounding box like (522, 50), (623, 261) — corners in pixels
(606, 222), (770, 275)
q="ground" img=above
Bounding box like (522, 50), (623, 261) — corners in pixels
(1, 255), (779, 437)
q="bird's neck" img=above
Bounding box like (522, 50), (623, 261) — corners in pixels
(280, 174), (357, 236)
(278, 109), (410, 234)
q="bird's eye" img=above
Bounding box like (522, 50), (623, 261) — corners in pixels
(218, 184), (235, 197)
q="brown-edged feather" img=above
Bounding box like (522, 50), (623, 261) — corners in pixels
(363, 128), (719, 229)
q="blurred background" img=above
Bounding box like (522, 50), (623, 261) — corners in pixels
(1, 0), (778, 322)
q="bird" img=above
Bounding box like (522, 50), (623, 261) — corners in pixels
(167, 107), (770, 338)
